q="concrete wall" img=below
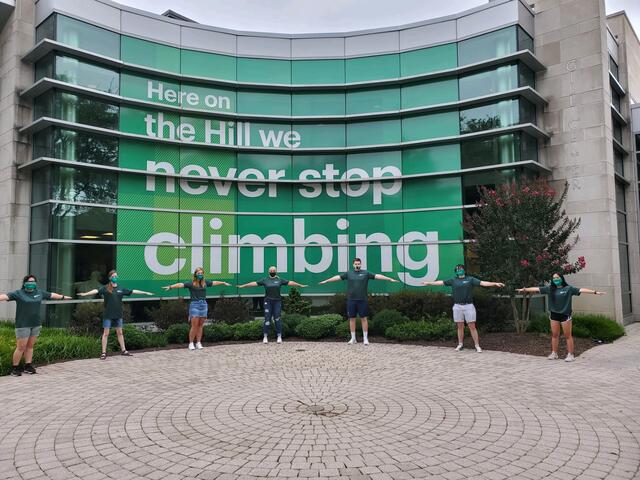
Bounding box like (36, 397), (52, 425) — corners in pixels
(532, 0), (632, 323)
(0, 1), (34, 321)
(607, 13), (640, 103)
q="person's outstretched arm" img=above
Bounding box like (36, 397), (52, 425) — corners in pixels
(288, 281), (308, 288)
(77, 289), (99, 297)
(374, 274), (399, 283)
(131, 290), (153, 296)
(50, 292), (72, 300)
(238, 281), (259, 289)
(422, 280), (445, 286)
(319, 275), (342, 285)
(210, 281), (231, 287)
(480, 281), (505, 288)
(0, 294), (9, 301)
(579, 288), (606, 295)
(162, 283), (185, 291)
(517, 287), (541, 293)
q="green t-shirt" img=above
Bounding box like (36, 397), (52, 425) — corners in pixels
(443, 276), (481, 304)
(340, 270), (376, 301)
(183, 280), (213, 301)
(7, 289), (52, 328)
(539, 284), (581, 316)
(97, 286), (133, 320)
(257, 277), (289, 300)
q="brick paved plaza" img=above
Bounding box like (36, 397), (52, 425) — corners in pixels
(1, 327), (640, 480)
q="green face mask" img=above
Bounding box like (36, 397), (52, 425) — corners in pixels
(552, 278), (562, 286)
(110, 276), (118, 284)
(455, 269), (465, 277)
(24, 282), (36, 291)
(196, 274), (204, 280)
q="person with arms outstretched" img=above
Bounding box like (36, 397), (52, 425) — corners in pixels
(0, 274), (71, 376)
(162, 267), (231, 350)
(319, 257), (398, 345)
(518, 273), (605, 362)
(422, 264), (505, 352)
(238, 265), (307, 344)
(78, 269), (153, 360)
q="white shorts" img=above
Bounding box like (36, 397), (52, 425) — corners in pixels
(453, 303), (476, 323)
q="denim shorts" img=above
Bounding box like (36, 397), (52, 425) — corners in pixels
(347, 299), (369, 318)
(15, 326), (42, 339)
(103, 318), (123, 329)
(189, 300), (208, 319)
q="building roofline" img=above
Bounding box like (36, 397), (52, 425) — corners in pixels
(607, 10), (640, 48)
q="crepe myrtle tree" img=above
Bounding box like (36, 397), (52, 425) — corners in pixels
(464, 178), (585, 333)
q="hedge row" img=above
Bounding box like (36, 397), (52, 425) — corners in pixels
(527, 314), (625, 342)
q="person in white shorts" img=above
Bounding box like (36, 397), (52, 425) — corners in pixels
(422, 264), (505, 352)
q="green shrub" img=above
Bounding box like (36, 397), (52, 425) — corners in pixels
(370, 309), (409, 336)
(147, 299), (188, 331)
(571, 325), (590, 338)
(384, 319), (456, 341)
(335, 320), (356, 339)
(70, 302), (104, 336)
(472, 289), (513, 333)
(213, 297), (251, 324)
(107, 324), (150, 351)
(281, 313), (306, 337)
(232, 320), (263, 340)
(526, 314), (550, 334)
(147, 332), (168, 348)
(32, 335), (102, 364)
(327, 293), (348, 317)
(203, 322), (234, 342)
(295, 314), (341, 339)
(573, 314), (624, 342)
(283, 287), (311, 316)
(166, 323), (190, 344)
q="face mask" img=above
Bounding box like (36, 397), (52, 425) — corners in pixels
(455, 269), (465, 277)
(196, 273), (204, 280)
(354, 265), (361, 271)
(24, 282), (36, 291)
(269, 272), (277, 277)
(110, 276), (118, 284)
(552, 278), (562, 286)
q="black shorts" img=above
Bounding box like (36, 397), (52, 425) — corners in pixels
(549, 312), (572, 322)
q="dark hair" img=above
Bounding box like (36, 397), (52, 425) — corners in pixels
(550, 273), (568, 291)
(107, 269), (117, 293)
(22, 274), (37, 288)
(353, 258), (362, 263)
(454, 264), (465, 271)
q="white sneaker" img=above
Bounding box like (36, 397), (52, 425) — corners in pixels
(277, 336), (282, 344)
(347, 338), (357, 345)
(363, 339), (369, 346)
(454, 343), (464, 351)
(565, 353), (575, 362)
(475, 345), (482, 353)
(188, 342), (195, 350)
(196, 342), (203, 350)
(263, 336), (268, 344)
(548, 351), (558, 360)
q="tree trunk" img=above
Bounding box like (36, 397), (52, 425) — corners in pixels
(510, 296), (522, 333)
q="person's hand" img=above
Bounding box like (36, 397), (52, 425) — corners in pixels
(495, 283), (505, 288)
(299, 284), (308, 288)
(390, 279), (399, 283)
(162, 286), (171, 291)
(594, 290), (606, 295)
(319, 280), (326, 285)
(237, 284), (245, 289)
(63, 296), (72, 300)
(223, 282), (231, 286)
(516, 288), (526, 293)
(145, 292), (153, 296)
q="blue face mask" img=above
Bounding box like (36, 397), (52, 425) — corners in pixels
(196, 273), (204, 280)
(552, 278), (563, 286)
(24, 282), (37, 291)
(110, 276), (118, 284)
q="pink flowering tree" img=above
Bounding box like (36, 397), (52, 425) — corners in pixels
(464, 178), (585, 333)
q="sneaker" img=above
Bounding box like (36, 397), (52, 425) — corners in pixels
(454, 343), (464, 351)
(196, 342), (203, 350)
(10, 366), (22, 377)
(347, 338), (357, 345)
(565, 353), (575, 362)
(263, 336), (268, 344)
(475, 345), (482, 353)
(276, 336), (282, 344)
(100, 352), (107, 360)
(23, 364), (37, 374)
(547, 351), (559, 360)
(363, 339), (369, 346)
(188, 342), (195, 350)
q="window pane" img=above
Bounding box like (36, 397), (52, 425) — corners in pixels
(292, 59), (345, 84)
(34, 91), (119, 129)
(121, 36), (179, 72)
(401, 78), (458, 109)
(55, 55), (120, 94)
(56, 15), (120, 59)
(617, 212), (628, 243)
(51, 204), (116, 241)
(346, 54), (399, 83)
(48, 242), (115, 297)
(237, 58), (291, 84)
(30, 205), (50, 241)
(616, 182), (626, 211)
(181, 49), (236, 81)
(519, 98), (536, 124)
(459, 64), (518, 100)
(613, 118), (623, 142)
(458, 27), (517, 66)
(400, 43), (458, 77)
(521, 133), (538, 162)
(614, 149), (624, 176)
(347, 119), (400, 146)
(237, 91), (291, 116)
(31, 167), (51, 203)
(517, 26), (534, 52)
(460, 99), (520, 134)
(518, 63), (536, 89)
(611, 89), (622, 111)
(292, 92), (345, 116)
(36, 14), (55, 43)
(28, 244), (49, 295)
(461, 134), (518, 169)
(33, 128), (118, 166)
(462, 168), (519, 204)
(402, 111), (459, 142)
(35, 54), (54, 81)
(51, 166), (117, 205)
(618, 244), (632, 314)
(609, 55), (619, 79)
(346, 87), (400, 114)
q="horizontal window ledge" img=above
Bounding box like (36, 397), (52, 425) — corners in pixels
(610, 104), (627, 125)
(614, 172), (630, 185)
(610, 72), (626, 96)
(23, 39), (546, 91)
(21, 156), (548, 184)
(21, 78), (548, 123)
(19, 117), (551, 153)
(612, 137), (628, 155)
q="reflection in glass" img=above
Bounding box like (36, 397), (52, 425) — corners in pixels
(33, 127), (118, 166)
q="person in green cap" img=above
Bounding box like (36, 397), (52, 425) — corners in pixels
(77, 269), (153, 360)
(0, 274), (71, 376)
(319, 257), (399, 345)
(422, 264), (505, 352)
(518, 273), (605, 362)
(238, 265), (308, 344)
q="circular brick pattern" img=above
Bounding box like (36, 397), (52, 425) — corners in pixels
(1, 340), (640, 479)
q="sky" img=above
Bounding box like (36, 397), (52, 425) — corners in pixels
(111, 0), (640, 35)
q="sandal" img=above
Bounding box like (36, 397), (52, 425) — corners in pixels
(121, 350), (132, 356)
(100, 352), (107, 360)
